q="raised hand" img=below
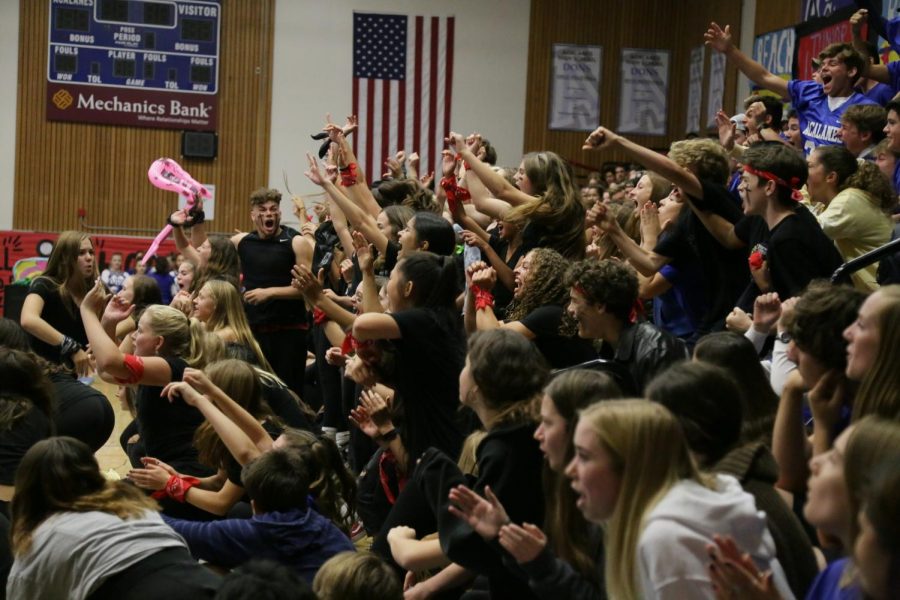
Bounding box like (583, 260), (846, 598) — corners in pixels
(445, 131), (466, 154)
(348, 403), (379, 439)
(351, 230), (374, 273)
(639, 201), (661, 246)
(715, 110), (736, 150)
(466, 132), (483, 156)
(586, 201), (618, 233)
(359, 389), (392, 430)
(707, 535), (780, 600)
(408, 152), (420, 171)
(752, 292), (781, 334)
(447, 485), (510, 541)
(291, 264), (323, 299)
(441, 149), (457, 178)
(304, 152), (328, 187)
(582, 126), (619, 150)
(469, 263), (497, 291)
(498, 523), (547, 564)
(182, 367), (215, 395)
(82, 279), (111, 316)
(725, 307), (752, 334)
(850, 9), (868, 34)
(161, 380), (205, 407)
(342, 115), (358, 136)
(102, 292), (136, 324)
(704, 22), (734, 54)
(460, 230), (487, 251)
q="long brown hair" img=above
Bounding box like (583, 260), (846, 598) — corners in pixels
(193, 359), (276, 469)
(200, 280), (272, 371)
(192, 236), (241, 293)
(11, 437), (158, 555)
(278, 429), (358, 534)
(542, 370), (621, 583)
(853, 286), (900, 421)
(38, 231), (97, 314)
(0, 349), (55, 430)
(505, 152), (586, 260)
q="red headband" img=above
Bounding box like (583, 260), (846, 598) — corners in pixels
(743, 165), (803, 202)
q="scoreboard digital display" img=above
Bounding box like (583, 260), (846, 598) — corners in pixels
(46, 0), (220, 131)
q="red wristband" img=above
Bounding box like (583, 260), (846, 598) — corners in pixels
(313, 307), (329, 325)
(340, 163), (358, 187)
(473, 287), (495, 311)
(163, 474), (201, 503)
(456, 185), (471, 203)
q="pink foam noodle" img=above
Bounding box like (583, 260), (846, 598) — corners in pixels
(143, 158), (209, 264)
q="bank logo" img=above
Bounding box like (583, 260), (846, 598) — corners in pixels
(52, 89), (73, 110)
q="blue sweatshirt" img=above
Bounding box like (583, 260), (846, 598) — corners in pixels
(163, 507), (354, 582)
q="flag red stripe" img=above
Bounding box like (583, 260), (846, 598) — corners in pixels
(444, 18), (454, 141)
(428, 17), (438, 173)
(365, 78), (375, 182)
(381, 82), (390, 179)
(413, 16), (423, 155)
(398, 76), (406, 157)
(352, 78), (359, 156)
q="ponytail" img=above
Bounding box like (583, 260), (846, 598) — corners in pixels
(397, 252), (460, 311)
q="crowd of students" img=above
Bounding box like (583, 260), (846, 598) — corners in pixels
(1, 11), (900, 600)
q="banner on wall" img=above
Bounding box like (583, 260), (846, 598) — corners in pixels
(752, 27), (796, 97)
(46, 0), (220, 130)
(706, 52), (725, 128)
(617, 49), (669, 135)
(686, 46), (704, 134)
(0, 231), (178, 315)
(793, 6), (859, 81)
(802, 0), (856, 20)
(548, 44), (602, 131)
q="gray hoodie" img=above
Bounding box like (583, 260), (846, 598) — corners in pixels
(637, 474), (795, 600)
(6, 510), (188, 600)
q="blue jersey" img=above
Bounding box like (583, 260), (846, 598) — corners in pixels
(862, 81), (895, 106)
(788, 79), (878, 156)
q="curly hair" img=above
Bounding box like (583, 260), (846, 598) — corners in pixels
(668, 139), (731, 185)
(564, 259), (639, 322)
(784, 281), (866, 371)
(506, 248), (578, 337)
(816, 145), (897, 212)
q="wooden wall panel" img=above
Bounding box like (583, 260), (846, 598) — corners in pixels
(755, 0), (801, 36)
(523, 0), (742, 171)
(13, 0), (274, 235)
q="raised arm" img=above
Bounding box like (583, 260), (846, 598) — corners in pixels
(448, 132), (534, 207)
(705, 22), (790, 100)
(80, 281), (172, 385)
(585, 203), (670, 276)
(291, 264), (357, 329)
(326, 116), (382, 218)
(582, 126), (702, 199)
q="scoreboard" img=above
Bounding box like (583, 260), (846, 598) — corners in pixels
(46, 0), (220, 131)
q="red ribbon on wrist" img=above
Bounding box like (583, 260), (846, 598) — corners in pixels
(313, 307), (329, 325)
(340, 331), (375, 357)
(473, 287), (495, 311)
(340, 163), (359, 187)
(156, 474), (201, 503)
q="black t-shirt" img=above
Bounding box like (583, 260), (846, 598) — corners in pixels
(0, 404), (52, 485)
(655, 179), (748, 332)
(519, 305), (596, 369)
(734, 205), (844, 299)
(237, 229), (306, 326)
(485, 233), (526, 314)
(262, 380), (318, 432)
(26, 277), (88, 365)
(135, 356), (211, 475)
(390, 307), (466, 463)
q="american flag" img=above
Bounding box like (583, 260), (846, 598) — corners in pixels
(352, 12), (455, 181)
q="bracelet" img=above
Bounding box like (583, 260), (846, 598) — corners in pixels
(166, 214), (184, 228)
(473, 287), (495, 311)
(456, 185), (471, 202)
(162, 474), (201, 503)
(186, 208), (205, 226)
(59, 335), (82, 359)
(340, 163), (359, 187)
(376, 428), (399, 443)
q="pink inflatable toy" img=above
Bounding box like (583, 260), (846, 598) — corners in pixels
(143, 158), (211, 264)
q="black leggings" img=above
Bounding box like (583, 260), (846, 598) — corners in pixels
(312, 324), (347, 431)
(253, 327), (308, 397)
(88, 547), (221, 599)
(54, 380), (116, 452)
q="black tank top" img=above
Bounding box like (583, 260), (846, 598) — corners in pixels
(237, 229), (306, 325)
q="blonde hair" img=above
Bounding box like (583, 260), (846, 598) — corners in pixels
(457, 430), (488, 476)
(141, 304), (223, 368)
(668, 138), (731, 185)
(578, 400), (707, 599)
(201, 280), (272, 371)
(313, 552), (401, 600)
